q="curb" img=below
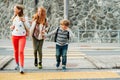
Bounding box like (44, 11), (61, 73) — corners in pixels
(0, 56), (13, 70)
(85, 56), (105, 69)
(85, 55), (120, 69)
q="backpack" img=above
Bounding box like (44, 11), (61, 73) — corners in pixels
(54, 27), (69, 42)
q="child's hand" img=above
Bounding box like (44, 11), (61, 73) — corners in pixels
(41, 31), (44, 35)
(10, 25), (15, 30)
(41, 30), (46, 34)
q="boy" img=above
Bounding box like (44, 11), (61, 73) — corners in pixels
(45, 19), (74, 71)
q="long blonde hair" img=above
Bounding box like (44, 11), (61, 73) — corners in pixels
(33, 7), (46, 25)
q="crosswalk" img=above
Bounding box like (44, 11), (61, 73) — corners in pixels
(1, 48), (120, 80)
(24, 49), (86, 59)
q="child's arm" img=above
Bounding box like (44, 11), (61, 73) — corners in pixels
(30, 21), (36, 37)
(44, 28), (57, 37)
(67, 28), (75, 38)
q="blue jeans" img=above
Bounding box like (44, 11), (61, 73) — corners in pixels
(56, 44), (68, 66)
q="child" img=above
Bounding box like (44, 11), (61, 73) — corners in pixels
(30, 7), (48, 69)
(10, 4), (30, 74)
(45, 19), (74, 71)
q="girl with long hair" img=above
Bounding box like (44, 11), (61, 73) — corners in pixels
(30, 6), (48, 69)
(10, 4), (30, 74)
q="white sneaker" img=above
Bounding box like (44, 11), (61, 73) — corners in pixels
(15, 64), (19, 70)
(20, 67), (24, 74)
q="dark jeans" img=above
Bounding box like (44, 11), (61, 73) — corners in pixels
(56, 44), (68, 66)
(32, 37), (44, 63)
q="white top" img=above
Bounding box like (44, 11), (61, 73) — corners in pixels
(12, 16), (30, 36)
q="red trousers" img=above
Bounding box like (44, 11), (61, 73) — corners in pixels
(12, 36), (26, 67)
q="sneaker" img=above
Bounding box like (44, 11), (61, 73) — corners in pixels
(56, 62), (60, 68)
(20, 67), (24, 74)
(34, 59), (38, 67)
(38, 62), (42, 69)
(62, 66), (66, 71)
(15, 64), (19, 70)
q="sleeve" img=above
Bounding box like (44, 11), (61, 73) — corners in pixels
(30, 21), (36, 37)
(44, 27), (58, 37)
(24, 16), (30, 28)
(67, 28), (75, 38)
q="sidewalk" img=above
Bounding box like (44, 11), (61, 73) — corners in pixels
(0, 39), (120, 79)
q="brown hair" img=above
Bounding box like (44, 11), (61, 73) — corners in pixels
(12, 4), (24, 20)
(33, 7), (46, 25)
(60, 19), (70, 26)
(15, 4), (24, 17)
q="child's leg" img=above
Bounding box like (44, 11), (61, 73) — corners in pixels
(32, 37), (38, 66)
(12, 36), (19, 65)
(61, 44), (68, 66)
(19, 36), (26, 68)
(38, 39), (44, 66)
(56, 44), (61, 67)
(32, 37), (38, 59)
(18, 36), (26, 73)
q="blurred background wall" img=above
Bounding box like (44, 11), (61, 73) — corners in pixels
(0, 0), (120, 43)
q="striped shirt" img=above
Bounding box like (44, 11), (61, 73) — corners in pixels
(45, 27), (75, 46)
(55, 28), (69, 45)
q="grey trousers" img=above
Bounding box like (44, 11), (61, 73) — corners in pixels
(32, 37), (44, 63)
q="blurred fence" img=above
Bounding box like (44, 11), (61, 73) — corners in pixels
(47, 29), (120, 43)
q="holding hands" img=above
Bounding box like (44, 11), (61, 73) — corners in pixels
(10, 25), (15, 30)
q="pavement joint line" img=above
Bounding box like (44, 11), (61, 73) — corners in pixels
(23, 56), (85, 58)
(2, 68), (120, 72)
(5, 48), (120, 51)
(0, 46), (120, 50)
(12, 56), (85, 59)
(24, 53), (86, 55)
(25, 47), (120, 50)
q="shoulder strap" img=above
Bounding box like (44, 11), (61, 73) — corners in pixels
(67, 31), (69, 40)
(54, 27), (60, 42)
